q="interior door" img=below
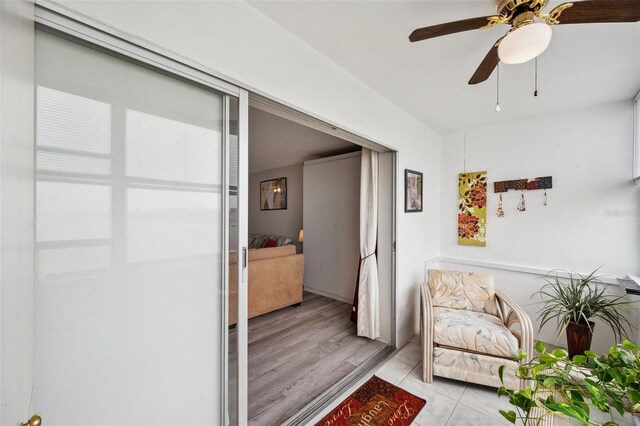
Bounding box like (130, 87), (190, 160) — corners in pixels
(32, 27), (247, 425)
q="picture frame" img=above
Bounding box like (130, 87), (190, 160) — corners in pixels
(405, 169), (423, 213)
(260, 177), (287, 210)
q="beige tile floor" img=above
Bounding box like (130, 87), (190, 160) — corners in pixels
(308, 336), (637, 426)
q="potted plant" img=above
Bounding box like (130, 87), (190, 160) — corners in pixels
(535, 268), (634, 358)
(498, 341), (640, 425)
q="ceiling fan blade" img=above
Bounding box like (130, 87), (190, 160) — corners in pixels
(409, 16), (494, 42)
(551, 0), (640, 24)
(468, 41), (501, 85)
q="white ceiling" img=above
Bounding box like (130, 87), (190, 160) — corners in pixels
(249, 106), (358, 173)
(247, 1), (640, 134)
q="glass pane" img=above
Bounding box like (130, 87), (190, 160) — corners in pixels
(36, 181), (111, 242)
(126, 109), (222, 184)
(34, 30), (225, 425)
(127, 188), (220, 263)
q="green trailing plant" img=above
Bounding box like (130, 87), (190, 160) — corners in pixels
(535, 268), (634, 342)
(497, 341), (640, 425)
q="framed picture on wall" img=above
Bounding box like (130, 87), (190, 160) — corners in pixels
(260, 177), (287, 210)
(405, 169), (423, 213)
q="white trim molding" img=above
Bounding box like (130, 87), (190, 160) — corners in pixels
(427, 256), (621, 286)
(35, 0), (241, 97)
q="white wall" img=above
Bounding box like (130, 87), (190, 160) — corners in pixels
(303, 153), (360, 304)
(48, 0), (443, 346)
(249, 163), (303, 241)
(440, 101), (640, 352)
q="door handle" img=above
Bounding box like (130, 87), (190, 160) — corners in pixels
(21, 415), (42, 426)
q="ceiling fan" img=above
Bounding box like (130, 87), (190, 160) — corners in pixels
(409, 0), (640, 85)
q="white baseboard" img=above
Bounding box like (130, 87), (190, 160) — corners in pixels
(304, 287), (353, 304)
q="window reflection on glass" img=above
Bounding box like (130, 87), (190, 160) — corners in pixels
(126, 109), (221, 185)
(38, 246), (111, 277)
(37, 86), (111, 154)
(127, 188), (220, 263)
(36, 85), (113, 278)
(125, 109), (222, 263)
(36, 181), (111, 243)
(37, 151), (111, 176)
(34, 30), (227, 425)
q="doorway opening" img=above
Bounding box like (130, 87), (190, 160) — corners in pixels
(244, 95), (398, 425)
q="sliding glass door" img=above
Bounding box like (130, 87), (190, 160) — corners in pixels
(33, 27), (246, 425)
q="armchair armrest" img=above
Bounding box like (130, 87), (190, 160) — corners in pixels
(496, 289), (534, 390)
(420, 282), (434, 383)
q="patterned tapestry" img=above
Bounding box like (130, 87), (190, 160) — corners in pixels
(458, 171), (487, 247)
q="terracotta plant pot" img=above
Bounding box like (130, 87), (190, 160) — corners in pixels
(566, 321), (594, 358)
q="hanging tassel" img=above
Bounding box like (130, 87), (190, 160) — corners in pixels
(543, 189), (548, 206)
(517, 191), (526, 212)
(497, 194), (505, 217)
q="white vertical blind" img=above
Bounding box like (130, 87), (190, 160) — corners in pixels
(35, 30), (225, 425)
(634, 93), (640, 183)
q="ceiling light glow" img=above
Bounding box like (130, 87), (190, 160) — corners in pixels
(498, 23), (552, 65)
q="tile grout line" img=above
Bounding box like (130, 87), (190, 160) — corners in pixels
(455, 400), (513, 426)
(443, 401), (460, 426)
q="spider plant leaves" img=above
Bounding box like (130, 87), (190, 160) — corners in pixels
(534, 268), (636, 342)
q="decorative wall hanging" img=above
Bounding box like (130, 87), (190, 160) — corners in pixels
(497, 194), (505, 217)
(517, 192), (526, 212)
(494, 176), (552, 193)
(260, 177), (287, 210)
(458, 171), (487, 247)
(405, 169), (423, 212)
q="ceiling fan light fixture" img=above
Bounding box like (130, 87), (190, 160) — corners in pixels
(497, 23), (552, 65)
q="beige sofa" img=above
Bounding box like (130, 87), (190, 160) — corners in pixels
(229, 244), (304, 324)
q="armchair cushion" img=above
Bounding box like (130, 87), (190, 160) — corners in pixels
(433, 307), (519, 358)
(433, 347), (520, 390)
(428, 269), (498, 316)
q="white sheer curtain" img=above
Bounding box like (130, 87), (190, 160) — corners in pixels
(357, 148), (379, 339)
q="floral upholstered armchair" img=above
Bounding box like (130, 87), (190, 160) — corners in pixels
(420, 269), (533, 390)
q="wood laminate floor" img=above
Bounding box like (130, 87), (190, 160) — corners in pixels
(245, 292), (387, 425)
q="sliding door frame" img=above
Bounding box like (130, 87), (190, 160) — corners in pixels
(248, 93), (398, 347)
(248, 94), (399, 425)
(34, 5), (249, 425)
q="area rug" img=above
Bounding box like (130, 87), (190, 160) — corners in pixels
(314, 375), (426, 426)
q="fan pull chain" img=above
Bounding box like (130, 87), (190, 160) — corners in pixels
(495, 63), (501, 112)
(534, 57), (538, 97)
